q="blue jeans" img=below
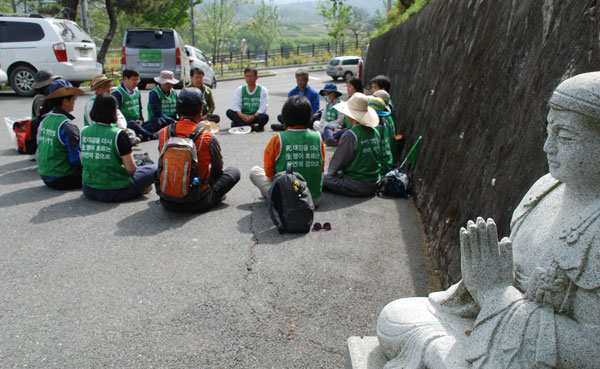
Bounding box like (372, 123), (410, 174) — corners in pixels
(126, 120), (154, 141)
(322, 125), (344, 140)
(143, 117), (174, 135)
(82, 165), (157, 202)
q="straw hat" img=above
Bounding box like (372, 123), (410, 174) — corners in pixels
(154, 70), (179, 85)
(32, 70), (62, 89)
(333, 93), (379, 127)
(90, 74), (112, 90)
(199, 120), (219, 134)
(46, 79), (84, 99)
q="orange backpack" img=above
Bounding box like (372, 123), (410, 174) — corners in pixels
(156, 123), (208, 203)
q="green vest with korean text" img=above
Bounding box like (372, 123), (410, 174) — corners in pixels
(325, 98), (343, 122)
(37, 113), (77, 177)
(148, 85), (177, 120)
(275, 129), (323, 199)
(342, 125), (381, 182)
(241, 85), (262, 115)
(116, 85), (141, 121)
(80, 123), (132, 189)
(375, 116), (395, 175)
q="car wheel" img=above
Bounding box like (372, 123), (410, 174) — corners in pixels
(344, 71), (353, 80)
(212, 79), (217, 89)
(332, 76), (339, 81)
(138, 82), (147, 90)
(10, 66), (36, 97)
(71, 82), (81, 88)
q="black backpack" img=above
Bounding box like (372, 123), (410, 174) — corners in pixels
(268, 163), (314, 234)
(377, 168), (411, 198)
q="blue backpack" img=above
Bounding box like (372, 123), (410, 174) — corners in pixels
(377, 168), (410, 198)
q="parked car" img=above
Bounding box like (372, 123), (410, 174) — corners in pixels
(0, 15), (101, 96)
(326, 56), (361, 81)
(122, 28), (191, 90)
(185, 44), (216, 88)
(0, 67), (7, 88)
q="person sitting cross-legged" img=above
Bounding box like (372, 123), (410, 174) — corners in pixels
(312, 84), (346, 147)
(190, 67), (220, 123)
(323, 93), (382, 197)
(112, 68), (154, 141)
(226, 66), (269, 132)
(158, 88), (241, 212)
(36, 79), (84, 190)
(271, 68), (320, 131)
(250, 95), (326, 207)
(146, 70), (179, 137)
(80, 93), (157, 202)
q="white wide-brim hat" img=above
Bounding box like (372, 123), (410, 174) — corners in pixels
(333, 92), (379, 128)
(199, 120), (219, 134)
(154, 70), (179, 85)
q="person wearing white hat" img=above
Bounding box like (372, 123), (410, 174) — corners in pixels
(322, 92), (382, 197)
(145, 70), (179, 137)
(37, 79), (85, 189)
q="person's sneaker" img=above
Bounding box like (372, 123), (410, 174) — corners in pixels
(251, 124), (264, 132)
(130, 136), (141, 146)
(151, 132), (160, 140)
(270, 123), (285, 131)
(143, 185), (153, 194)
(325, 138), (336, 147)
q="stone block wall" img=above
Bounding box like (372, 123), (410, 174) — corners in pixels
(364, 0), (600, 286)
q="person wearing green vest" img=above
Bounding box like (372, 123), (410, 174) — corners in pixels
(37, 79), (84, 189)
(250, 96), (326, 206)
(226, 66), (269, 132)
(85, 74), (140, 146)
(80, 93), (157, 202)
(145, 70), (179, 137)
(191, 67), (220, 123)
(369, 96), (396, 175)
(323, 93), (382, 197)
(313, 84), (346, 147)
(111, 69), (154, 142)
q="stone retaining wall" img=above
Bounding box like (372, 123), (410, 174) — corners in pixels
(364, 0), (600, 286)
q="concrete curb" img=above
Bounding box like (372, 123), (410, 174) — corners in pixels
(215, 63), (327, 81)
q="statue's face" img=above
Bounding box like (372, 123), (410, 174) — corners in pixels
(544, 108), (600, 185)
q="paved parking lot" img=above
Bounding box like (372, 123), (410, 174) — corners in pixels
(0, 68), (432, 368)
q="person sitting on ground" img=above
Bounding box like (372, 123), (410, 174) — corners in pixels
(80, 93), (157, 202)
(312, 84), (346, 147)
(190, 67), (220, 123)
(226, 66), (269, 132)
(370, 74), (397, 126)
(346, 76), (364, 98)
(158, 88), (241, 212)
(323, 92), (382, 197)
(250, 96), (325, 206)
(85, 74), (140, 146)
(146, 70), (179, 137)
(271, 68), (320, 131)
(111, 69), (154, 141)
(373, 89), (401, 161)
(369, 96), (396, 174)
(31, 70), (61, 119)
(36, 79), (84, 190)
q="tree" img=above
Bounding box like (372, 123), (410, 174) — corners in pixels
(96, 0), (116, 65)
(247, 0), (281, 52)
(317, 0), (351, 47)
(200, 0), (240, 61)
(142, 0), (201, 30)
(346, 7), (370, 48)
(58, 0), (79, 20)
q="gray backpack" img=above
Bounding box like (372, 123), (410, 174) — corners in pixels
(268, 163), (314, 234)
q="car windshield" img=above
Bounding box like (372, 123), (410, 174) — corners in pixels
(126, 30), (175, 49)
(52, 20), (92, 42)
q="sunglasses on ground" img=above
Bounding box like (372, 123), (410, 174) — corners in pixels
(312, 222), (331, 231)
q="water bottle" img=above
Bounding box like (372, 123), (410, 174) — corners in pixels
(192, 177), (199, 187)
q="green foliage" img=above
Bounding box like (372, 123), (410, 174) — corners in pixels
(317, 0), (351, 43)
(373, 0), (430, 37)
(200, 0), (241, 59)
(246, 0), (281, 51)
(142, 0), (201, 29)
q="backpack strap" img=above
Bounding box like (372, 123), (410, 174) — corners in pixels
(167, 122), (177, 138)
(267, 179), (285, 234)
(286, 162), (293, 174)
(188, 124), (204, 141)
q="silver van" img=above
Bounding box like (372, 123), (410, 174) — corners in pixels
(121, 28), (190, 89)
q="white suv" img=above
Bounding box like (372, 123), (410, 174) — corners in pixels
(326, 56), (361, 81)
(0, 15), (102, 96)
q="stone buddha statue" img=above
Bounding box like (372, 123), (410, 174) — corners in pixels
(377, 72), (600, 369)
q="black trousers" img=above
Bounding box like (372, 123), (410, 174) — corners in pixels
(42, 170), (82, 190)
(226, 109), (269, 129)
(160, 167), (241, 212)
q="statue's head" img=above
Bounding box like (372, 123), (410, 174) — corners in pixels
(545, 72), (600, 186)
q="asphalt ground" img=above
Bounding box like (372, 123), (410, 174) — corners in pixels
(0, 68), (432, 368)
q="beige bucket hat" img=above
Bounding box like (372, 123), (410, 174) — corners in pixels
(154, 70), (179, 85)
(333, 92), (379, 127)
(199, 120), (219, 134)
(90, 74), (113, 90)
